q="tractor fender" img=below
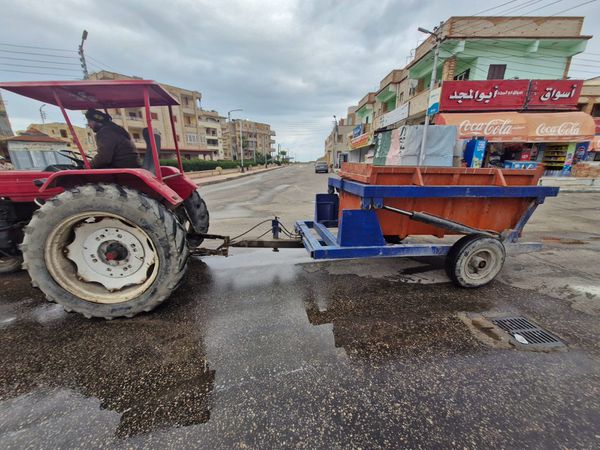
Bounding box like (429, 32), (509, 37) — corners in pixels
(39, 168), (185, 206)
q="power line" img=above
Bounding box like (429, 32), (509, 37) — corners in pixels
(0, 42), (76, 53)
(0, 68), (80, 78)
(472, 0), (523, 15)
(0, 55), (80, 66)
(495, 0), (547, 16)
(0, 63), (81, 72)
(0, 49), (79, 59)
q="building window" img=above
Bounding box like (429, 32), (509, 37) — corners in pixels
(207, 139), (218, 146)
(487, 64), (506, 80)
(151, 112), (158, 120)
(132, 132), (141, 140)
(454, 69), (470, 81)
(176, 134), (180, 142)
(60, 129), (68, 138)
(591, 103), (600, 117)
(186, 133), (198, 144)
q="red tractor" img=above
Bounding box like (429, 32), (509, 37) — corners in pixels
(0, 80), (209, 319)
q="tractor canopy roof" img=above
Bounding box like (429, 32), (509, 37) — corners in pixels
(0, 79), (180, 110)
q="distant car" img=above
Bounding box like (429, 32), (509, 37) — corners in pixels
(315, 161), (329, 173)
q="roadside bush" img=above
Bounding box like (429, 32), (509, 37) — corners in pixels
(159, 159), (258, 171)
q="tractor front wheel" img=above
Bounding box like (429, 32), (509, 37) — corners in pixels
(22, 184), (189, 319)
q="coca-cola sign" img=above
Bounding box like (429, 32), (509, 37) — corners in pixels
(535, 122), (581, 136)
(460, 118), (515, 136)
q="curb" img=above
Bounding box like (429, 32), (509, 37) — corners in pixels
(192, 166), (283, 187)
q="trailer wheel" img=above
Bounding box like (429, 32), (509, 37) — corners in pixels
(446, 234), (505, 288)
(183, 189), (209, 247)
(21, 184), (189, 319)
(0, 253), (22, 274)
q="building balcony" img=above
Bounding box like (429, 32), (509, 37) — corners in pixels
(407, 89), (429, 118)
(270, 130), (276, 136)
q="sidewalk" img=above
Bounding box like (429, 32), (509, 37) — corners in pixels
(187, 165), (283, 187)
(539, 176), (600, 193)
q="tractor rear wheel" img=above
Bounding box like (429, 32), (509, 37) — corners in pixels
(183, 188), (209, 248)
(22, 184), (189, 319)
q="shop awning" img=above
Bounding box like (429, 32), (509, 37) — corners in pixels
(436, 111), (595, 143)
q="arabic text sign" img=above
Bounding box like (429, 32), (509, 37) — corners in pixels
(440, 80), (529, 111)
(427, 87), (441, 116)
(350, 132), (373, 149)
(527, 79), (583, 109)
(352, 124), (363, 138)
(376, 103), (409, 129)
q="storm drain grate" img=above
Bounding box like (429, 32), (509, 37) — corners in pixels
(491, 316), (565, 348)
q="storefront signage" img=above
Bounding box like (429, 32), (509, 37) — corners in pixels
(441, 80), (529, 111)
(440, 79), (583, 112)
(376, 103), (409, 130)
(436, 111), (595, 143)
(352, 124), (363, 138)
(427, 87), (441, 116)
(527, 80), (583, 109)
(350, 132), (374, 150)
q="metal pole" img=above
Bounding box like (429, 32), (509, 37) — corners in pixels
(418, 25), (441, 166)
(52, 90), (90, 169)
(168, 105), (184, 173)
(78, 30), (89, 80)
(143, 87), (162, 181)
(39, 104), (46, 124)
(240, 119), (244, 171)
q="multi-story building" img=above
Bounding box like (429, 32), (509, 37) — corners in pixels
(26, 122), (95, 154)
(223, 119), (276, 162)
(324, 107), (357, 167)
(197, 109), (227, 159)
(337, 15), (594, 167)
(0, 92), (13, 139)
(579, 76), (600, 159)
(89, 71), (220, 160)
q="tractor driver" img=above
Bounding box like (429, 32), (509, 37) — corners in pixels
(85, 109), (141, 169)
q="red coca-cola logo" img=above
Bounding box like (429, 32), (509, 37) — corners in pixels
(535, 122), (580, 136)
(460, 119), (514, 136)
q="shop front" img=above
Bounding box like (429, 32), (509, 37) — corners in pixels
(349, 127), (374, 163)
(436, 111), (596, 175)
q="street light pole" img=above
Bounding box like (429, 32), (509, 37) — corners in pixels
(39, 104), (47, 124)
(227, 108), (243, 165)
(417, 22), (443, 166)
(78, 30), (89, 80)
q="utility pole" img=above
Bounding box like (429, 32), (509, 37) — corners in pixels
(227, 108), (243, 164)
(333, 115), (338, 168)
(78, 30), (89, 79)
(417, 21), (443, 166)
(39, 104), (47, 125)
(239, 119), (244, 171)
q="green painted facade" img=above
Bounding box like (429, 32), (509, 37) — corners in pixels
(409, 38), (588, 89)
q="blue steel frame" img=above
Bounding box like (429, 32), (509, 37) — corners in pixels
(295, 177), (559, 260)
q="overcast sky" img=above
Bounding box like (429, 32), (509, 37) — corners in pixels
(1, 0), (599, 161)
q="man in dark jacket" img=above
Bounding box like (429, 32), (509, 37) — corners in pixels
(85, 109), (141, 169)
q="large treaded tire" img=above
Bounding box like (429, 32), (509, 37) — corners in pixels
(445, 234), (506, 288)
(21, 184), (189, 319)
(183, 189), (209, 247)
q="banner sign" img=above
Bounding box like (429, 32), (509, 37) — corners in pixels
(527, 79), (583, 109)
(376, 103), (409, 130)
(440, 80), (529, 111)
(350, 132), (373, 149)
(352, 124), (363, 138)
(427, 87), (442, 116)
(440, 79), (583, 112)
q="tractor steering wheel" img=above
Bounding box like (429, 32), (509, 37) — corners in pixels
(57, 150), (85, 169)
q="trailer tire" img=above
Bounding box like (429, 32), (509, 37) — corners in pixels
(183, 189), (209, 248)
(446, 234), (505, 288)
(22, 184), (189, 319)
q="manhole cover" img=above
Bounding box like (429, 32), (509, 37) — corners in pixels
(491, 316), (565, 349)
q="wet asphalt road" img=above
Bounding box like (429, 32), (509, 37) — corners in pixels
(1, 165), (600, 448)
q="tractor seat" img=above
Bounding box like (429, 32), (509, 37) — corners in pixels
(142, 128), (161, 175)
